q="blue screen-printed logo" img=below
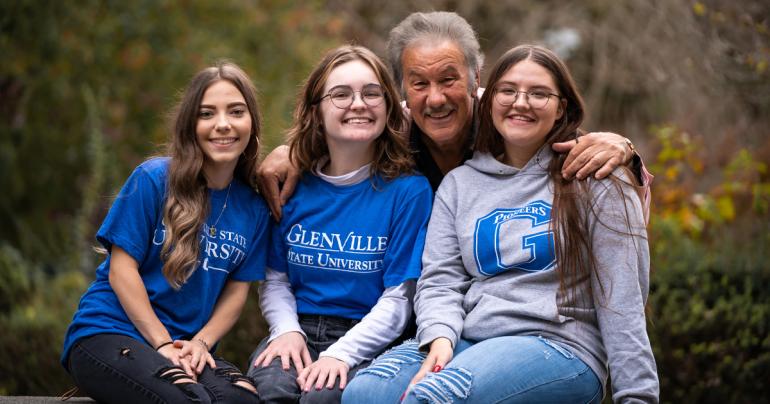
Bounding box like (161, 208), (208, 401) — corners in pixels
(473, 200), (555, 276)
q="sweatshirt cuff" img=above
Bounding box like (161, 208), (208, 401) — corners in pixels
(417, 324), (457, 351)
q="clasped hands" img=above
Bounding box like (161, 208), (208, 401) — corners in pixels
(156, 338), (215, 380)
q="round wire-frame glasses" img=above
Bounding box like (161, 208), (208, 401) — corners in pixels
(318, 84), (386, 109)
(494, 87), (561, 109)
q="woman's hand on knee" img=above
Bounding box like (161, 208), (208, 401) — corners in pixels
(254, 331), (312, 373)
(157, 343), (197, 380)
(297, 356), (349, 392)
(410, 337), (453, 385)
(174, 339), (216, 375)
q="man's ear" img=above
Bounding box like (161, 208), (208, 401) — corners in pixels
(473, 68), (481, 95)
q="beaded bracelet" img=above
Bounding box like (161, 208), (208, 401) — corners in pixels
(155, 341), (173, 351)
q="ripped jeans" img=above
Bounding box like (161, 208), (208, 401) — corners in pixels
(342, 336), (602, 404)
(67, 334), (259, 404)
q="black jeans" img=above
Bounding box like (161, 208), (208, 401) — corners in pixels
(68, 333), (259, 404)
(246, 315), (371, 404)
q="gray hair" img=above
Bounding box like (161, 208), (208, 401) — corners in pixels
(387, 11), (484, 93)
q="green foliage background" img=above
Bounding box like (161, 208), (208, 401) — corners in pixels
(1, 1), (768, 401)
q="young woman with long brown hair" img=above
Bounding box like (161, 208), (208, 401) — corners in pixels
(343, 45), (659, 403)
(62, 61), (268, 403)
(246, 45), (433, 403)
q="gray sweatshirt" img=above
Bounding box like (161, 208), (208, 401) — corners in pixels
(415, 148), (659, 403)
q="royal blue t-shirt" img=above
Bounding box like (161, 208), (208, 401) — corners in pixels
(61, 157), (269, 368)
(270, 173), (433, 320)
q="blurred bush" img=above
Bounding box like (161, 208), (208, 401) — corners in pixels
(0, 243), (89, 395)
(646, 125), (770, 402)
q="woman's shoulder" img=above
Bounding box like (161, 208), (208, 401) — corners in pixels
(137, 156), (170, 170)
(587, 167), (639, 194)
(133, 156), (171, 179)
(583, 166), (645, 213)
(116, 157), (170, 192)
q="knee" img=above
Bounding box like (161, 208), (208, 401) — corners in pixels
(343, 340), (425, 403)
(405, 367), (473, 404)
(249, 362), (300, 399)
(156, 366), (213, 404)
(212, 366), (260, 402)
(355, 339), (424, 380)
(249, 361), (298, 385)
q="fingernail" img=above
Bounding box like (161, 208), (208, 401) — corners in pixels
(432, 365), (442, 372)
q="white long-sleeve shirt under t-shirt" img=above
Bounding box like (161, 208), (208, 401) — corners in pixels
(259, 162), (421, 368)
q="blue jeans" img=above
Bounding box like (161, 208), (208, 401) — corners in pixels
(342, 336), (602, 404)
(67, 333), (259, 403)
(247, 314), (372, 404)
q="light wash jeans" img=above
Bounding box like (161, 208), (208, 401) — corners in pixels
(342, 335), (602, 404)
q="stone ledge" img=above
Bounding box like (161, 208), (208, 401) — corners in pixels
(0, 398), (94, 403)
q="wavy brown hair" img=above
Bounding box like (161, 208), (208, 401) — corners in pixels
(287, 45), (412, 180)
(162, 61), (262, 289)
(477, 45), (640, 303)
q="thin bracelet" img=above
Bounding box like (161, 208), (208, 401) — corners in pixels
(196, 338), (210, 351)
(155, 341), (173, 351)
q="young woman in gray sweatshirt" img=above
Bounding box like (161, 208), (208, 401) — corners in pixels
(342, 45), (659, 403)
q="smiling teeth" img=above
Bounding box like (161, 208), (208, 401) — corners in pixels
(212, 138), (236, 144)
(427, 112), (451, 119)
(345, 118), (371, 124)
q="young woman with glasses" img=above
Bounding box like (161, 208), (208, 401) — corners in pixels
(246, 45), (433, 403)
(343, 45), (659, 403)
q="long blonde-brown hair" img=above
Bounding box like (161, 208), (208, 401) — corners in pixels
(287, 45), (412, 179)
(162, 61), (262, 289)
(476, 45), (640, 303)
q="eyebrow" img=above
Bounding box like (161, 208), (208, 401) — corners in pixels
(327, 83), (381, 91)
(199, 101), (247, 109)
(439, 65), (460, 75)
(496, 81), (556, 91)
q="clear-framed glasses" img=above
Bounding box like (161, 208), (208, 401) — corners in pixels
(494, 86), (561, 109)
(318, 84), (386, 109)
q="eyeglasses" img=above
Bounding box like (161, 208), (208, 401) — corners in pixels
(494, 86), (561, 109)
(318, 84), (386, 109)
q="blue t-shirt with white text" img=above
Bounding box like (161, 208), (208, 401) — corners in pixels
(270, 173), (432, 320)
(61, 158), (269, 368)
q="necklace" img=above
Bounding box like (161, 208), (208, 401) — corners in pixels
(208, 182), (232, 237)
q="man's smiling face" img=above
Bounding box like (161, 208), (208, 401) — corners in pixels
(402, 41), (476, 147)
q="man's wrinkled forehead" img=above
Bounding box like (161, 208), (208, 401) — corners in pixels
(401, 41), (470, 78)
